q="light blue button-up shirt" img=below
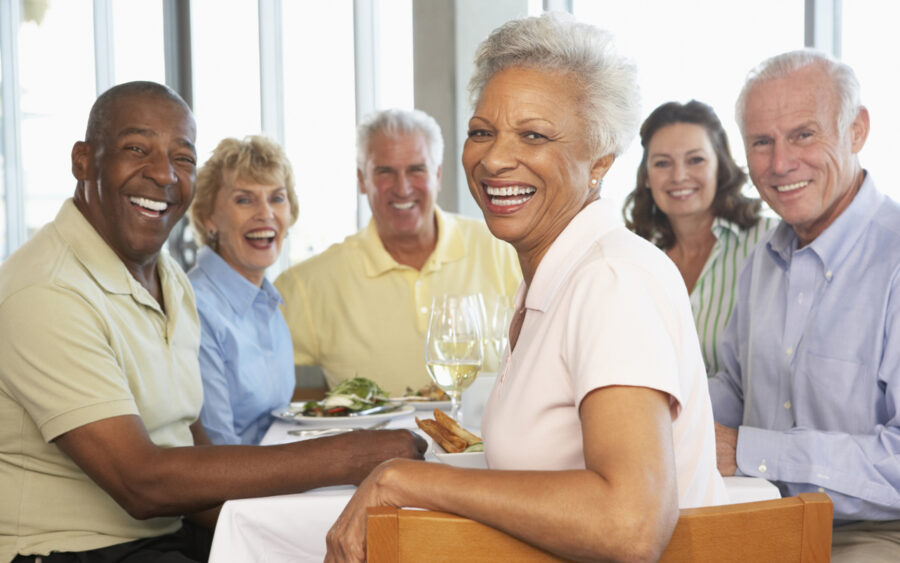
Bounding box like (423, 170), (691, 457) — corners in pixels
(709, 173), (900, 522)
(188, 247), (295, 445)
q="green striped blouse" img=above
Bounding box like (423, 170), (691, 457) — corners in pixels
(690, 216), (779, 376)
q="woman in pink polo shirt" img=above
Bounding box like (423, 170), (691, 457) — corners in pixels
(325, 13), (727, 562)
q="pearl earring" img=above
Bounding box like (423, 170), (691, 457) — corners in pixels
(590, 178), (598, 186)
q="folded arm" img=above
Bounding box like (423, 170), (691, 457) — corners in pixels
(326, 385), (679, 563)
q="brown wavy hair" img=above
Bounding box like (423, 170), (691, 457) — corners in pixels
(622, 100), (762, 249)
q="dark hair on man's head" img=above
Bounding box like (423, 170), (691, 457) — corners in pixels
(623, 100), (762, 249)
(85, 81), (191, 146)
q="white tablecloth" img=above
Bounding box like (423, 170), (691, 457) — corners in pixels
(210, 416), (781, 563)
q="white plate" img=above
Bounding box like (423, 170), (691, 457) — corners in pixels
(271, 402), (415, 427)
(392, 398), (452, 411)
(432, 442), (487, 469)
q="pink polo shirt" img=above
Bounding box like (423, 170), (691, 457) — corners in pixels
(482, 199), (727, 508)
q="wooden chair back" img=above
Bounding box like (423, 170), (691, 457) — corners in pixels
(367, 492), (833, 562)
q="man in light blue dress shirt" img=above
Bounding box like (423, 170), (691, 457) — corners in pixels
(709, 50), (900, 560)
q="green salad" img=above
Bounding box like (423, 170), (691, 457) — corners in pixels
(302, 377), (389, 417)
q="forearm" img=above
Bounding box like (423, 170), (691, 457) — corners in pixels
(381, 461), (676, 562)
(738, 425), (900, 520)
(57, 418), (424, 520)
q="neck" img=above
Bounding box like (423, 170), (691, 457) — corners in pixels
(667, 213), (716, 256)
(379, 216), (438, 271)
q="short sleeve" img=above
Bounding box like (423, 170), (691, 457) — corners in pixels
(0, 285), (139, 440)
(564, 260), (684, 413)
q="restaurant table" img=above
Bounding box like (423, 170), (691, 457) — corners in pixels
(209, 413), (783, 563)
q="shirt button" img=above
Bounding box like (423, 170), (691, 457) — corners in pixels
(784, 401), (791, 409)
(420, 306), (428, 314)
(825, 270), (833, 280)
(758, 462), (767, 473)
(786, 347), (793, 356)
(797, 292), (804, 304)
(818, 487), (825, 493)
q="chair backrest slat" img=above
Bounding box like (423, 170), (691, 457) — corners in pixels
(367, 493), (833, 562)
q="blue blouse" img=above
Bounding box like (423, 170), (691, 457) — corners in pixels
(188, 247), (295, 444)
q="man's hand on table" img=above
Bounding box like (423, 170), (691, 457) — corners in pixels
(714, 422), (738, 476)
(330, 429), (427, 485)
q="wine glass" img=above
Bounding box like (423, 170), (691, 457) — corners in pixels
(482, 294), (514, 369)
(425, 294), (484, 424)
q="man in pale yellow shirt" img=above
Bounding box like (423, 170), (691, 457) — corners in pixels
(0, 82), (424, 563)
(275, 109), (521, 396)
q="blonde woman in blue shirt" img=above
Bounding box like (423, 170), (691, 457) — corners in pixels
(188, 136), (298, 444)
(624, 101), (776, 375)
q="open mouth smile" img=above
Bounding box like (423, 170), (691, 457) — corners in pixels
(774, 180), (810, 193)
(129, 196), (169, 218)
(245, 229), (277, 248)
(484, 184), (537, 207)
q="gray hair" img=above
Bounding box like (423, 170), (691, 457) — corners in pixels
(467, 12), (640, 157)
(735, 49), (862, 135)
(356, 108), (444, 172)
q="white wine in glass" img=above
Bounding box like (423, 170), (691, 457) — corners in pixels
(425, 294), (484, 424)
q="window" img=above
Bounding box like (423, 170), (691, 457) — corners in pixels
(112, 0), (166, 85)
(573, 0), (804, 209)
(18, 0), (96, 239)
(191, 0), (262, 160)
(841, 0), (900, 199)
(280, 1), (358, 264)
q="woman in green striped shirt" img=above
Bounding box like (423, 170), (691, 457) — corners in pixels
(623, 100), (777, 376)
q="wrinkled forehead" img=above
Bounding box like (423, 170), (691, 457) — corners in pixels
(104, 93), (197, 144)
(366, 131), (433, 168)
(744, 66), (839, 129)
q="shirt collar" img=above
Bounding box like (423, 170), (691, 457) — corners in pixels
(359, 206), (464, 277)
(55, 199), (183, 313)
(766, 171), (881, 273)
(711, 217), (742, 240)
(527, 199), (622, 312)
(194, 245), (283, 315)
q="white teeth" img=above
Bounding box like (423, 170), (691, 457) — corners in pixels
(775, 180), (810, 193)
(492, 196), (532, 206)
(391, 201), (415, 210)
(129, 196), (168, 212)
(484, 185), (537, 197)
(669, 189), (696, 197)
(246, 230), (276, 239)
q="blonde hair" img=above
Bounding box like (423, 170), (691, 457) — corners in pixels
(190, 135), (298, 247)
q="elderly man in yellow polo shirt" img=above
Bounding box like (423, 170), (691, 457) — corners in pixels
(275, 108), (521, 397)
(0, 82), (424, 563)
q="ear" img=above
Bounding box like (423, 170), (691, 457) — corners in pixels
(849, 106), (870, 154)
(591, 154), (616, 181)
(434, 165), (443, 192)
(357, 169), (366, 195)
(71, 141), (93, 181)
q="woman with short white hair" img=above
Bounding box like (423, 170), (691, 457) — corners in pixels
(326, 13), (727, 562)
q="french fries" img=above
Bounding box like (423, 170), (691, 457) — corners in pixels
(433, 409), (481, 446)
(415, 409), (482, 453)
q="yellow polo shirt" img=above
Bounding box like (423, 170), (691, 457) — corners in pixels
(274, 208), (521, 395)
(0, 200), (203, 561)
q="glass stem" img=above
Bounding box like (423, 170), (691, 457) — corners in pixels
(450, 392), (462, 425)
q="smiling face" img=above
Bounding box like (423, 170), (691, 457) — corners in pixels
(73, 92), (197, 271)
(462, 66), (612, 268)
(646, 122), (718, 225)
(743, 64), (869, 245)
(358, 131), (441, 248)
(204, 172), (291, 286)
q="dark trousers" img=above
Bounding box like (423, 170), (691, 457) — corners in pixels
(12, 521), (213, 563)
